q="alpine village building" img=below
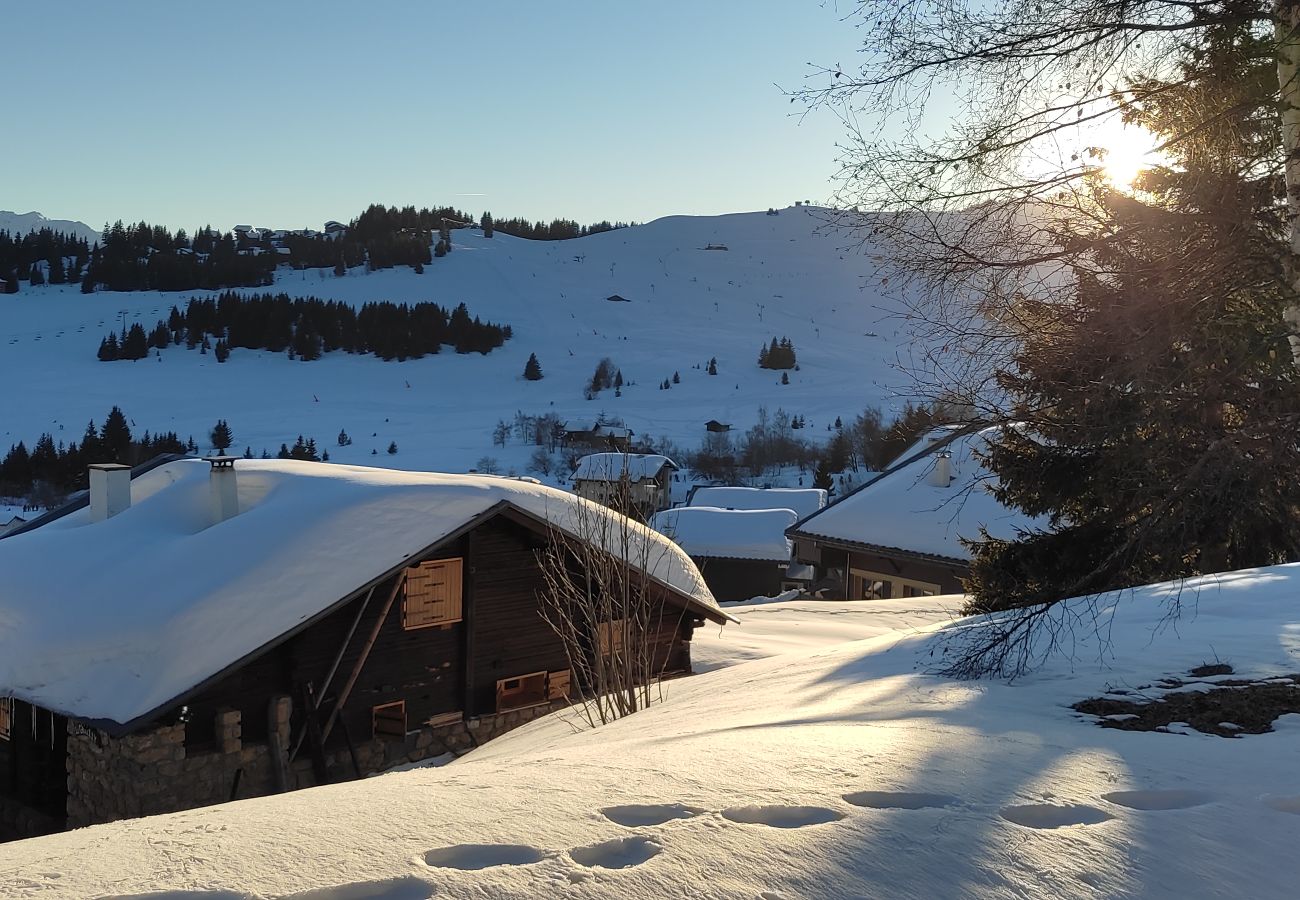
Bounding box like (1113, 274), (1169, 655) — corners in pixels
(0, 457), (729, 842)
(787, 427), (1032, 600)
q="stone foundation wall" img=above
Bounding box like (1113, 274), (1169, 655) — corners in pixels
(61, 697), (563, 831)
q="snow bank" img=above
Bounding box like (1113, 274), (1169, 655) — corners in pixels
(5, 566), (1299, 899)
(649, 506), (796, 561)
(0, 459), (727, 727)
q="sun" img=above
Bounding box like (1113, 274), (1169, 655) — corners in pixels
(1093, 123), (1163, 190)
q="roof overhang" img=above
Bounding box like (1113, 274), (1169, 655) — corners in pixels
(787, 529), (970, 569)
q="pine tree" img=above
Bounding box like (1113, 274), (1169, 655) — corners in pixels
(100, 406), (132, 461)
(968, 22), (1300, 613)
(387, 441), (398, 455)
(210, 419), (233, 452)
(523, 352), (543, 381)
(672, 371), (680, 384)
(481, 212), (494, 238)
(97, 333), (120, 361)
(707, 357), (717, 375)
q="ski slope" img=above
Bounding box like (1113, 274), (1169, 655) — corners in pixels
(3, 568), (1298, 898)
(0, 208), (915, 483)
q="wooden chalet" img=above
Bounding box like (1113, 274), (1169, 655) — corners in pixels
(704, 420), (731, 433)
(650, 506), (803, 602)
(0, 458), (728, 842)
(572, 453), (679, 516)
(787, 426), (1033, 600)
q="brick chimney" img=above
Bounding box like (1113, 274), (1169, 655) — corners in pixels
(88, 463), (131, 522)
(206, 456), (239, 524)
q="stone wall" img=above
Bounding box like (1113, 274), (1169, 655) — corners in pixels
(60, 697), (563, 832)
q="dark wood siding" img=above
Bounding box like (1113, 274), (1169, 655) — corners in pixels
(169, 511), (703, 762)
(468, 518), (569, 715)
(695, 557), (785, 602)
(0, 701), (67, 821)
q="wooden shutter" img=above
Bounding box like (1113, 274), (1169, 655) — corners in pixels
(403, 558), (463, 629)
(597, 619), (627, 656)
(547, 670), (572, 701)
(372, 701), (406, 741)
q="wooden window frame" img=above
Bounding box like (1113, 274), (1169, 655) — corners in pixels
(0, 697), (10, 741)
(402, 557), (464, 630)
(496, 671), (548, 712)
(372, 700), (407, 741)
(849, 567), (940, 600)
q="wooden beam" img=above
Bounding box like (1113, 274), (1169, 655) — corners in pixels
(462, 532), (477, 718)
(288, 584), (375, 763)
(319, 572), (405, 747)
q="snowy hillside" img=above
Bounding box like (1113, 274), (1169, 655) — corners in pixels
(3, 568), (1298, 898)
(0, 207), (914, 483)
(0, 210), (99, 245)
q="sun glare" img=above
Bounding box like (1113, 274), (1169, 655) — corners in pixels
(1095, 124), (1163, 190)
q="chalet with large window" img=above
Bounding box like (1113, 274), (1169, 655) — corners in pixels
(787, 427), (1034, 600)
(0, 458), (729, 842)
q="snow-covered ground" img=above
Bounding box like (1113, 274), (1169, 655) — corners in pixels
(0, 208), (912, 486)
(5, 568), (1298, 899)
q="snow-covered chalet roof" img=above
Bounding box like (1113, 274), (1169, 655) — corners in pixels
(688, 486), (827, 520)
(572, 453), (677, 482)
(0, 458), (729, 729)
(650, 506), (797, 562)
(790, 426), (1037, 563)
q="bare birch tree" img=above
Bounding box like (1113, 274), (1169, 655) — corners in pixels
(796, 1), (1300, 377)
(537, 482), (691, 727)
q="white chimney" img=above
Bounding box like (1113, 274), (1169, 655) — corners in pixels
(88, 463), (132, 522)
(928, 452), (953, 488)
(207, 456), (240, 524)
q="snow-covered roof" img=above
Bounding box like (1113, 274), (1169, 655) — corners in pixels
(0, 459), (729, 728)
(572, 453), (677, 482)
(650, 506), (797, 561)
(791, 426), (1037, 562)
(689, 486), (827, 520)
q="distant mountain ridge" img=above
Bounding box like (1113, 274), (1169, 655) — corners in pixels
(0, 211), (100, 245)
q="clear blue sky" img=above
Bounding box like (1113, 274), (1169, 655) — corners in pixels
(6, 1), (862, 233)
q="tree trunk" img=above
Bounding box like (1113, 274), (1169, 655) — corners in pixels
(1277, 2), (1300, 366)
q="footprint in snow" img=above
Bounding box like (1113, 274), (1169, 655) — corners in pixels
(843, 791), (957, 810)
(1264, 795), (1300, 815)
(999, 803), (1114, 829)
(1101, 789), (1214, 811)
(720, 805), (845, 828)
(569, 835), (663, 869)
(422, 844), (552, 870)
(284, 876), (435, 900)
(600, 803), (707, 827)
(97, 893), (248, 900)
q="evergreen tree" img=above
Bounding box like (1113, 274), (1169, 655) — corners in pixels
(672, 371), (680, 384)
(967, 21), (1300, 613)
(387, 441), (398, 454)
(707, 357), (717, 375)
(481, 212), (494, 237)
(97, 333), (120, 361)
(523, 352), (543, 380)
(100, 406), (132, 461)
(210, 419), (234, 452)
